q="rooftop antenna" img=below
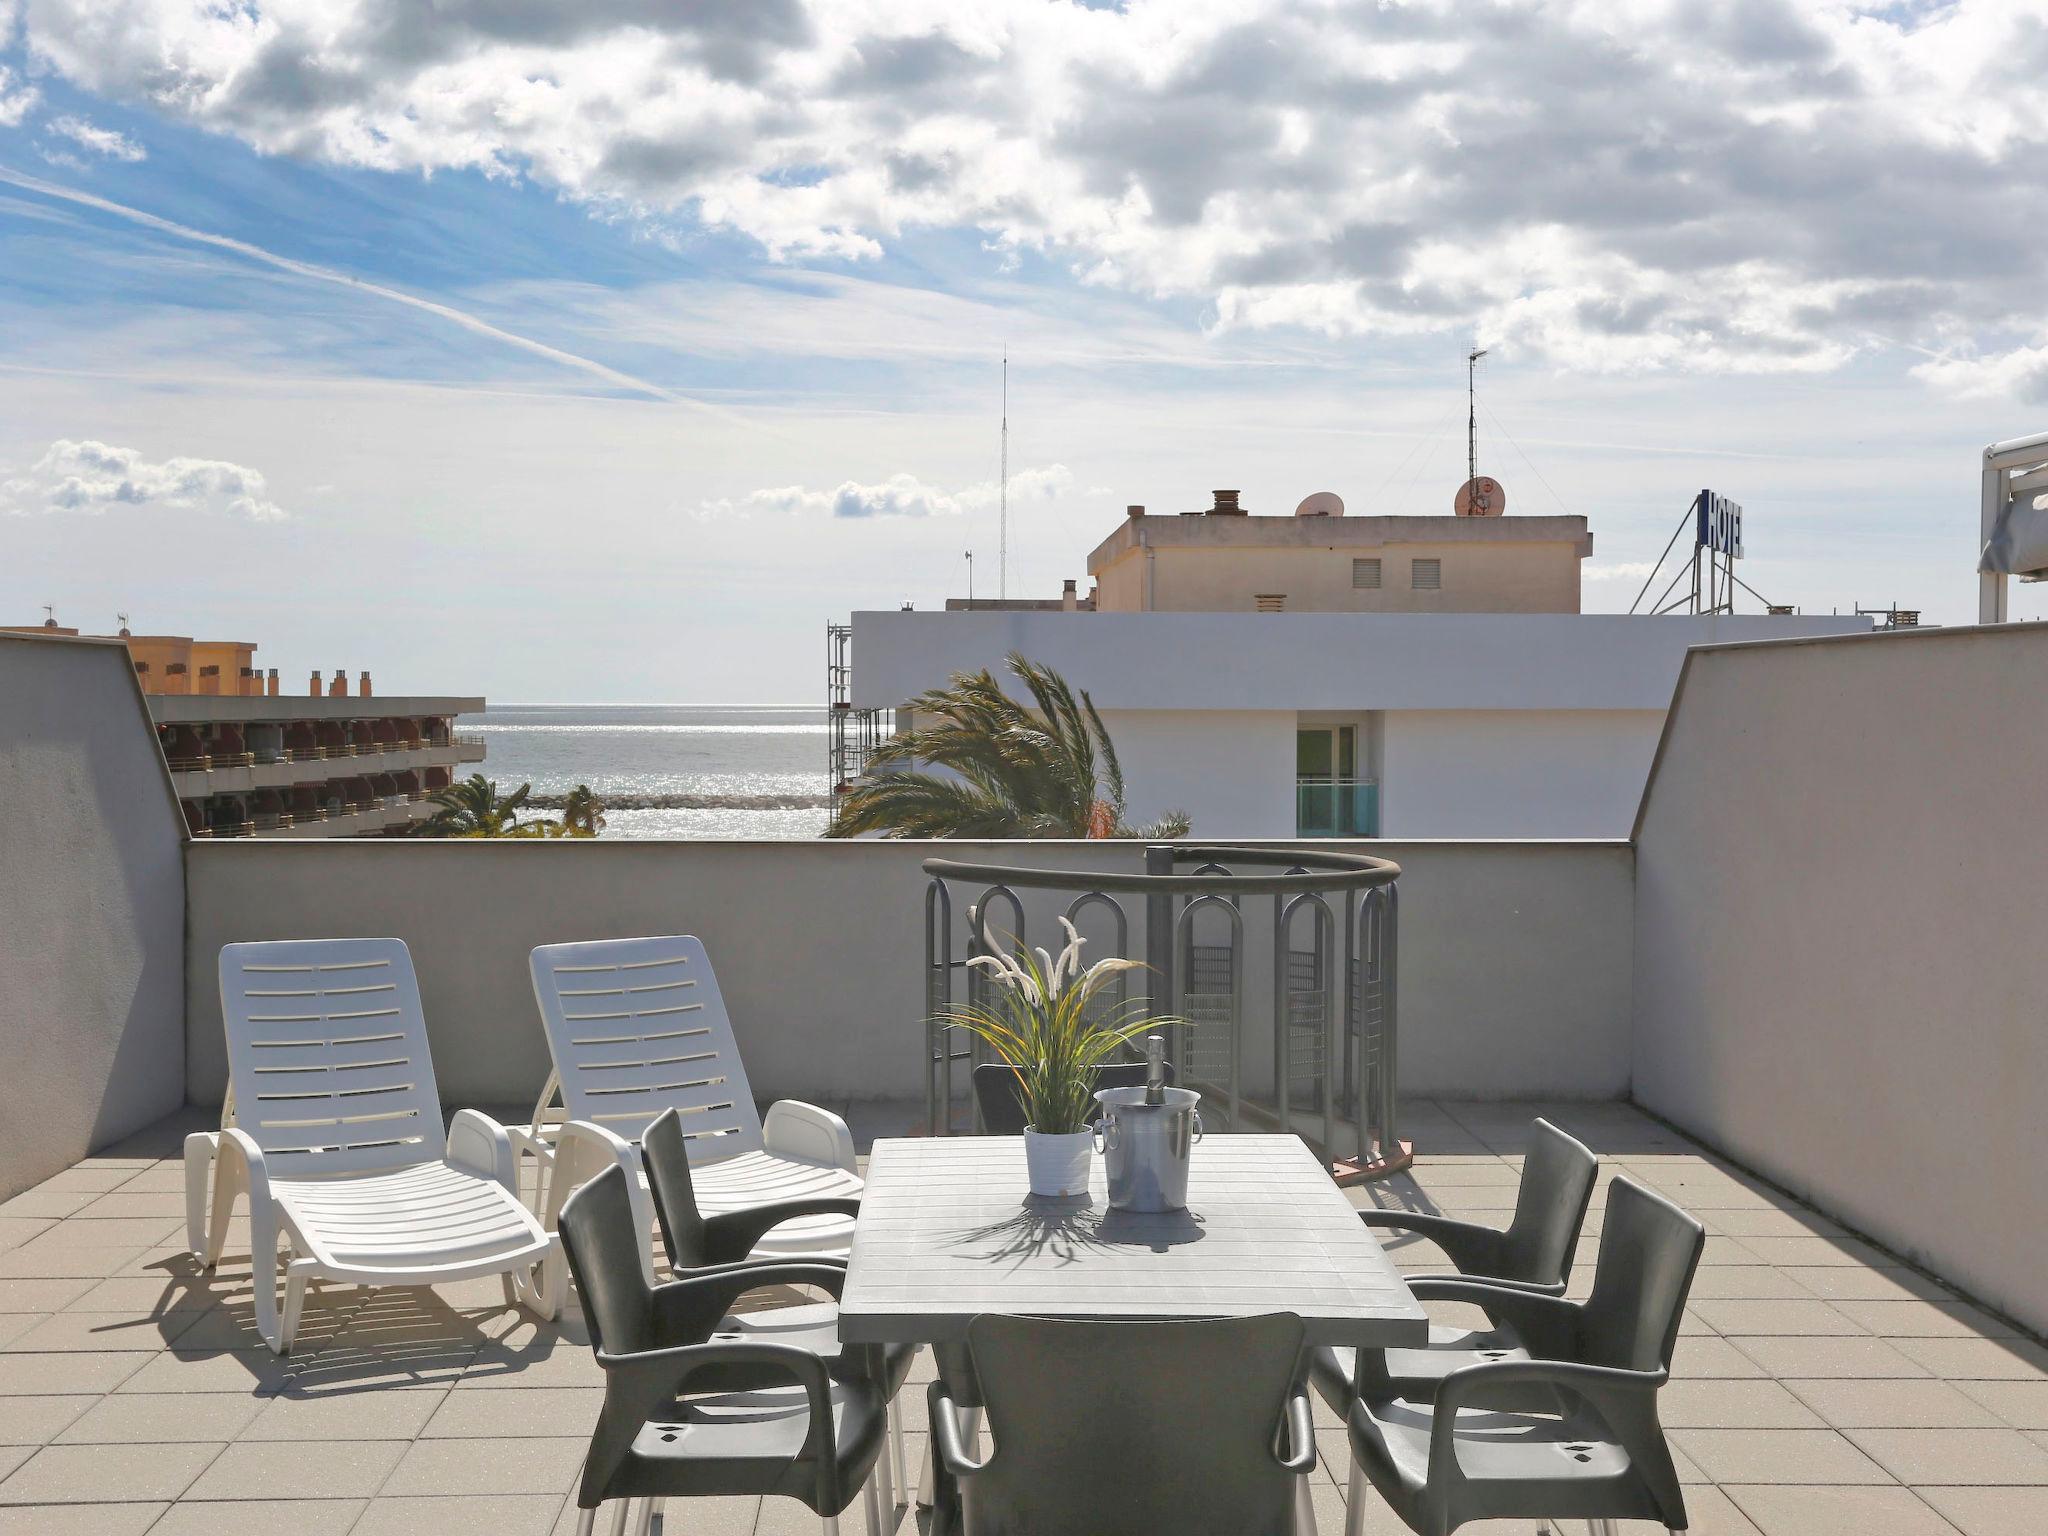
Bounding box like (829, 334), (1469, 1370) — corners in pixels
(965, 550), (975, 604)
(999, 350), (1008, 601)
(42, 603), (55, 624)
(1467, 345), (1488, 485)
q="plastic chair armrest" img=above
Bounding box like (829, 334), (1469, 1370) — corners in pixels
(649, 1261), (849, 1346)
(701, 1197), (863, 1265)
(929, 1385), (991, 1477)
(1402, 1278), (1583, 1355)
(447, 1108), (519, 1193)
(1360, 1209), (1506, 1276)
(1275, 1389), (1318, 1474)
(1418, 1272), (1571, 1299)
(763, 1100), (858, 1173)
(218, 1126), (273, 1202)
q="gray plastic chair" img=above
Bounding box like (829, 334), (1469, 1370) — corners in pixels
(640, 1106), (912, 1507)
(930, 1312), (1317, 1536)
(1361, 1117), (1598, 1294)
(1313, 1118), (1598, 1413)
(1342, 1176), (1706, 1536)
(558, 1163), (888, 1536)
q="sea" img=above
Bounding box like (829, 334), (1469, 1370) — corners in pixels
(456, 704), (832, 839)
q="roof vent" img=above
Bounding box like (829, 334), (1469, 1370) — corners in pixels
(1211, 489), (1244, 515)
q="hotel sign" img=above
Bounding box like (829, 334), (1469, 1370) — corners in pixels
(1696, 490), (1743, 559)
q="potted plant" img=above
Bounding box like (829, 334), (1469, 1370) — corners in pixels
(942, 917), (1179, 1197)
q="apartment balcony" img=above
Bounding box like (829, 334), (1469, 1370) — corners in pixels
(167, 742), (479, 798)
(4, 627), (2046, 1532)
(1296, 776), (1378, 837)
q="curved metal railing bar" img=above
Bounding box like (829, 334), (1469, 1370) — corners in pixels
(922, 844), (1398, 897)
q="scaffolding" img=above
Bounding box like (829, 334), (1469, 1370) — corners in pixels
(826, 623), (888, 794)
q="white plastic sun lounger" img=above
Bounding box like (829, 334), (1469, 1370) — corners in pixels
(516, 934), (860, 1284)
(184, 938), (560, 1353)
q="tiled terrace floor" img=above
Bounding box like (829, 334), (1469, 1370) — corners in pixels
(1, 1099), (2044, 1535)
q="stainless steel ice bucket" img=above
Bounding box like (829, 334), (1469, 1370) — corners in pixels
(1092, 1086), (1203, 1213)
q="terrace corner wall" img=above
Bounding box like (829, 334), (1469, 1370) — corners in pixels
(0, 634), (187, 1199)
(1631, 624), (2048, 1334)
(183, 837), (1635, 1112)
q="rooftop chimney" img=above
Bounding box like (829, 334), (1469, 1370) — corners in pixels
(310, 670), (322, 697)
(1127, 504), (1146, 519)
(267, 668), (280, 698)
(1061, 579), (1079, 613)
(1211, 489), (1243, 515)
(329, 669), (348, 698)
(359, 670), (373, 699)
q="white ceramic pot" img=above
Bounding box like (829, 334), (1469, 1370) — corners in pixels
(1022, 1127), (1095, 1197)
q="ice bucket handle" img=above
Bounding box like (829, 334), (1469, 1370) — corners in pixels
(1093, 1113), (1119, 1154)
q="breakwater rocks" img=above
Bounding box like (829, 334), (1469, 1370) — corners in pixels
(524, 792), (834, 811)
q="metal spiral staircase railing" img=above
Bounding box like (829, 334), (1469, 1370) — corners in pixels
(922, 844), (1408, 1182)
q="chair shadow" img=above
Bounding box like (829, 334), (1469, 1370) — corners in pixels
(133, 1249), (558, 1395)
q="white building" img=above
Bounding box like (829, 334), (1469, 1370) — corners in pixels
(844, 490), (1870, 838)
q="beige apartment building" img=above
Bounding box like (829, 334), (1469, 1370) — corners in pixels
(1084, 490), (1591, 614)
(871, 486), (1864, 838)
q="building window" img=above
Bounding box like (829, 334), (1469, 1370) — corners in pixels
(1410, 558), (1441, 591)
(1255, 593), (1286, 612)
(1352, 558), (1381, 589)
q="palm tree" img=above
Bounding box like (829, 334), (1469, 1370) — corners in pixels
(416, 774), (532, 837)
(825, 651), (1190, 839)
(561, 784), (606, 837)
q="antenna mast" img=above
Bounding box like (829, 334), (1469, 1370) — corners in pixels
(1467, 345), (1487, 484)
(999, 351), (1008, 601)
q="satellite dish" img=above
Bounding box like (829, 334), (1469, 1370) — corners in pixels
(1295, 491), (1345, 518)
(1455, 476), (1506, 516)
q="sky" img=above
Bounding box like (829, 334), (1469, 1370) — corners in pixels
(3, 0), (2047, 702)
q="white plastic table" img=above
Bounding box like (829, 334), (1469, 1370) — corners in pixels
(839, 1133), (1428, 1347)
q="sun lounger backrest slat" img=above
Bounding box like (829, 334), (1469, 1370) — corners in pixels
(529, 936), (764, 1159)
(220, 938), (447, 1176)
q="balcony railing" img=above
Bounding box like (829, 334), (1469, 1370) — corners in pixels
(1296, 777), (1378, 837)
(923, 844), (1405, 1180)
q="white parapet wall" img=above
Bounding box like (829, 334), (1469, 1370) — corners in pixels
(0, 634), (188, 1200)
(1379, 708), (1668, 838)
(183, 836), (1636, 1111)
(1632, 622), (2048, 1335)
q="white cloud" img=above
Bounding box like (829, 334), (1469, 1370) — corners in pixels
(15, 0), (2048, 377)
(46, 113), (145, 161)
(1583, 561), (1658, 582)
(699, 463), (1071, 521)
(0, 65), (38, 128)
(2, 438), (288, 520)
(1911, 344), (2048, 406)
